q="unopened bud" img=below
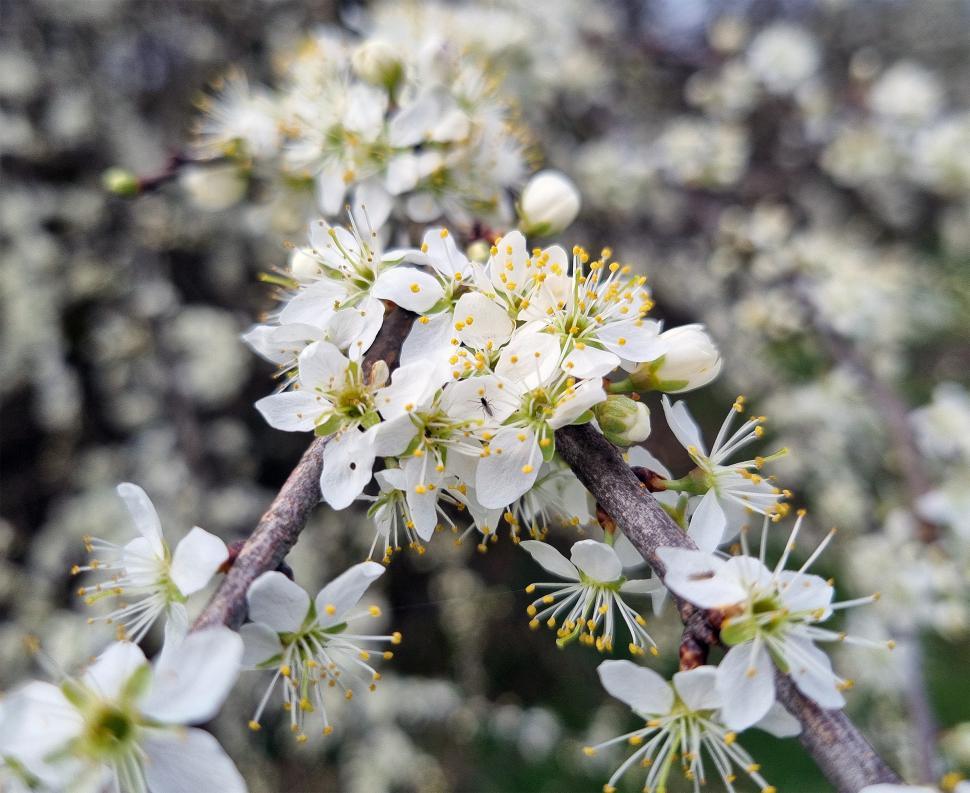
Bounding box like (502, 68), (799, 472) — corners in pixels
(466, 239), (490, 263)
(289, 248), (321, 282)
(102, 167), (139, 197)
(594, 396), (651, 446)
(351, 40), (403, 91)
(179, 163), (247, 211)
(518, 170), (581, 237)
(613, 324), (722, 394)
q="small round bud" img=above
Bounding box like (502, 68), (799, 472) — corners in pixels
(288, 248), (320, 282)
(518, 170), (581, 237)
(179, 163), (247, 211)
(466, 239), (490, 263)
(594, 396), (651, 446)
(351, 40), (403, 91)
(102, 167), (140, 197)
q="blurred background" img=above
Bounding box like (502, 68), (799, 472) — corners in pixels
(2, 0), (969, 791)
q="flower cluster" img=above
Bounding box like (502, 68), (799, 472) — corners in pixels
(189, 28), (525, 233)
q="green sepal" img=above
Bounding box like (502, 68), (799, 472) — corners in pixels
(314, 414), (344, 437)
(720, 618), (757, 647)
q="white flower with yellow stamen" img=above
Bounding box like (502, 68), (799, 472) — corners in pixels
(241, 566), (401, 740)
(0, 630), (244, 793)
(586, 659), (799, 793)
(518, 242), (667, 379)
(660, 395), (788, 529)
(471, 328), (606, 509)
(74, 484), (228, 643)
(520, 539), (661, 655)
(659, 513), (893, 730)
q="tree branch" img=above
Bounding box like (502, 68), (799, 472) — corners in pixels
(192, 304), (415, 631)
(555, 422), (901, 793)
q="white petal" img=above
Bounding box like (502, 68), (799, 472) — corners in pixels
(548, 378), (605, 429)
(320, 429), (376, 510)
(754, 701), (802, 738)
(279, 278), (345, 327)
(777, 571), (834, 616)
(715, 642), (776, 731)
(386, 153), (419, 194)
(610, 531), (646, 569)
(400, 312), (454, 367)
(656, 547), (746, 609)
(329, 297), (384, 358)
(142, 728), (246, 793)
(243, 323), (324, 365)
(316, 167), (347, 215)
(169, 528), (228, 596)
(597, 660), (674, 715)
(246, 571), (310, 634)
(367, 414), (418, 457)
(661, 395), (706, 455)
(0, 681), (84, 766)
(475, 425), (542, 508)
(375, 362), (442, 420)
(784, 634), (845, 709)
(240, 622), (284, 668)
(142, 627), (243, 724)
(314, 561), (385, 629)
(117, 483), (165, 558)
(343, 84), (387, 137)
(562, 345), (620, 378)
(372, 267), (444, 313)
(626, 446), (672, 479)
(672, 666), (721, 711)
(353, 178), (392, 230)
(494, 328), (560, 389)
(619, 577), (662, 594)
(299, 341), (350, 392)
(83, 641), (148, 700)
(598, 320), (665, 364)
(453, 292), (514, 350)
(686, 490), (727, 552)
(440, 374), (518, 424)
(123, 536), (166, 587)
(519, 540), (579, 581)
(569, 540), (622, 582)
(420, 228), (471, 279)
(388, 92), (439, 147)
(254, 391), (323, 433)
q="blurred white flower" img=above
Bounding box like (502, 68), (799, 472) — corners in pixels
(0, 630), (244, 793)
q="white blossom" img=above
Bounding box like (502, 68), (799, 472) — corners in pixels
(241, 566), (400, 741)
(0, 630), (244, 793)
(74, 484), (228, 643)
(520, 539), (661, 655)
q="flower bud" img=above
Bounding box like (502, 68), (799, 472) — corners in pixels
(612, 324), (722, 394)
(289, 249), (321, 282)
(594, 396), (651, 447)
(179, 163), (247, 211)
(101, 167), (139, 197)
(351, 40), (403, 91)
(518, 170), (581, 237)
(466, 239), (490, 263)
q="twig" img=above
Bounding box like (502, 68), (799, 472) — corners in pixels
(555, 422), (902, 793)
(192, 304), (415, 631)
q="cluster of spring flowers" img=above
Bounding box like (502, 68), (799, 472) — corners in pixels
(183, 22), (526, 233)
(9, 4), (959, 791)
(1, 204), (900, 792)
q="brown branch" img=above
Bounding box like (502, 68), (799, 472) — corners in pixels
(192, 304), (415, 631)
(555, 422), (901, 793)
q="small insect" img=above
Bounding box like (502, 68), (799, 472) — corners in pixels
(478, 396), (495, 418)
